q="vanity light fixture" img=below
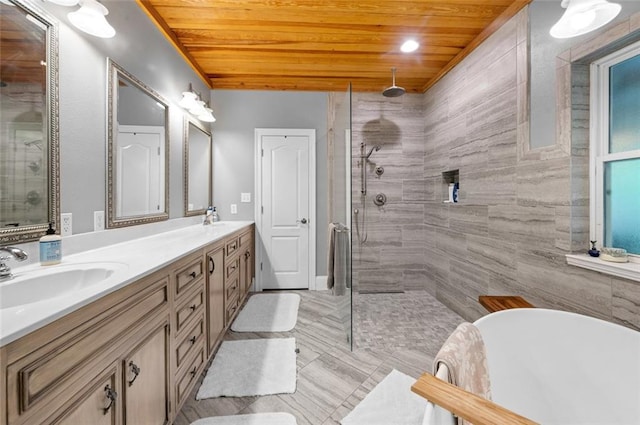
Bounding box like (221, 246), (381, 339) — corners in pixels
(400, 39), (419, 53)
(67, 0), (116, 39)
(179, 84), (216, 122)
(550, 0), (621, 39)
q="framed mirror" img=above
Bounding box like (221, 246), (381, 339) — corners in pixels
(107, 59), (169, 228)
(183, 117), (212, 217)
(0, 0), (59, 243)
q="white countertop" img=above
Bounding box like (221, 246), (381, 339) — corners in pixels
(0, 221), (253, 347)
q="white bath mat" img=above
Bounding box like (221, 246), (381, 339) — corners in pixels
(231, 293), (300, 332)
(196, 338), (297, 399)
(340, 369), (427, 425)
(191, 413), (297, 425)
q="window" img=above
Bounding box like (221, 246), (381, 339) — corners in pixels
(591, 40), (640, 257)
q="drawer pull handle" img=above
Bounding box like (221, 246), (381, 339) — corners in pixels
(128, 361), (141, 387)
(190, 366), (198, 377)
(209, 257), (215, 273)
(103, 385), (118, 415)
(245, 251), (251, 259)
(189, 304), (197, 311)
(189, 271), (197, 278)
(190, 336), (197, 345)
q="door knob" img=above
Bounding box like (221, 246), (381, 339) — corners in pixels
(297, 218), (308, 224)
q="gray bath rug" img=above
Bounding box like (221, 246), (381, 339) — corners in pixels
(196, 338), (297, 399)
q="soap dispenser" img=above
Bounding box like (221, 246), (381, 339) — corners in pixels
(212, 206), (220, 222)
(203, 206), (214, 225)
(40, 222), (62, 265)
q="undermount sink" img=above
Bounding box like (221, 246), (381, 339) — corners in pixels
(0, 262), (128, 309)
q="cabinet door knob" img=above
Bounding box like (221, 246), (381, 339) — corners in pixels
(103, 385), (118, 414)
(190, 336), (197, 345)
(190, 366), (197, 377)
(189, 271), (197, 278)
(128, 361), (141, 387)
(189, 304), (197, 311)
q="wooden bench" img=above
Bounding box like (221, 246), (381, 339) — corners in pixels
(478, 295), (534, 313)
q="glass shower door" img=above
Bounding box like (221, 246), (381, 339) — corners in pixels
(329, 84), (353, 349)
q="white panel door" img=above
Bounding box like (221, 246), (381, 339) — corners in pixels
(117, 126), (163, 217)
(261, 133), (311, 289)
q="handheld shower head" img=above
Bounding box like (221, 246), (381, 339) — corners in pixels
(364, 145), (381, 159)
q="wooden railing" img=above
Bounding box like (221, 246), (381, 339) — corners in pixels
(411, 373), (539, 425)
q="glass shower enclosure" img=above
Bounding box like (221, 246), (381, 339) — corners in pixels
(328, 85), (353, 349)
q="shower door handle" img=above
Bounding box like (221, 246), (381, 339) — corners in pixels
(297, 218), (308, 224)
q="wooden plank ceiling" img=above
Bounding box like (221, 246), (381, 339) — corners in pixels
(137, 0), (531, 93)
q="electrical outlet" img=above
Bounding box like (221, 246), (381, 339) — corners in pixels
(61, 213), (72, 236)
(241, 192), (251, 203)
(230, 204), (238, 214)
(94, 211), (105, 231)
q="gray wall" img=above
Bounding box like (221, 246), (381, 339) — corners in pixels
(209, 90), (329, 274)
(39, 0), (210, 234)
(529, 0), (640, 148)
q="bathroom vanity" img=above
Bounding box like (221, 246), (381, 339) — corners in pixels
(0, 222), (254, 425)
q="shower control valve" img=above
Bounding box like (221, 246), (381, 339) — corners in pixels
(373, 193), (387, 206)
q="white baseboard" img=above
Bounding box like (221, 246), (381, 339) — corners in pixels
(314, 275), (328, 291)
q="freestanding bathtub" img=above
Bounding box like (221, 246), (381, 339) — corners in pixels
(423, 308), (640, 425)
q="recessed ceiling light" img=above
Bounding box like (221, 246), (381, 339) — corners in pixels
(401, 39), (419, 53)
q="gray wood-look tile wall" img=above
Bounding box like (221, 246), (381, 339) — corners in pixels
(346, 6), (640, 330)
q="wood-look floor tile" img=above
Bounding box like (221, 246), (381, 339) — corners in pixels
(176, 289), (463, 425)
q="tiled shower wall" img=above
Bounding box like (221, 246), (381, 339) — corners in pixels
(350, 94), (426, 294)
(347, 7), (639, 330)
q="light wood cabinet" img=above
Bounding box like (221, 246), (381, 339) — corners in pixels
(170, 251), (206, 416)
(123, 323), (169, 425)
(51, 365), (120, 425)
(0, 223), (254, 425)
(239, 228), (254, 299)
(206, 241), (225, 357)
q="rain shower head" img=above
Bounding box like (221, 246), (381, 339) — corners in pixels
(382, 67), (405, 98)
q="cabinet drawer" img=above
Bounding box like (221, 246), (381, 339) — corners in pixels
(175, 344), (204, 409)
(225, 236), (239, 257)
(175, 318), (204, 370)
(225, 293), (240, 325)
(239, 230), (252, 248)
(176, 288), (204, 334)
(225, 256), (240, 279)
(175, 257), (204, 299)
(225, 274), (239, 302)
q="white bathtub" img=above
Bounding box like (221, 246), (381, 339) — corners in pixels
(425, 308), (640, 425)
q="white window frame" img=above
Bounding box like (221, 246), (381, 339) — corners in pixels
(590, 39), (640, 262)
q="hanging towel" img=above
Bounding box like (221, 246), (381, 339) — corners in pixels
(327, 222), (337, 290)
(433, 322), (492, 425)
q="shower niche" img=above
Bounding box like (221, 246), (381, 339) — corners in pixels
(442, 169), (459, 203)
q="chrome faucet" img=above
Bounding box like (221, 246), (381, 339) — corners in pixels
(0, 247), (28, 281)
